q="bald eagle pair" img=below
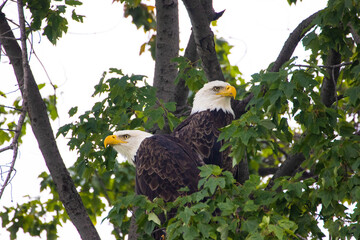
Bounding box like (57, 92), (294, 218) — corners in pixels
(104, 80), (236, 203)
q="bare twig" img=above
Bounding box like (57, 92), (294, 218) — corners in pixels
(0, 0), (8, 11)
(0, 108), (26, 199)
(0, 128), (18, 132)
(294, 62), (353, 69)
(0, 104), (23, 111)
(0, 145), (13, 153)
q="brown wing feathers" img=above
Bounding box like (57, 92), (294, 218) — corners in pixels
(172, 109), (234, 172)
(135, 135), (203, 203)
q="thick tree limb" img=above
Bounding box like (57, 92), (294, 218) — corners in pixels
(320, 49), (341, 107)
(234, 11), (321, 184)
(0, 10), (101, 240)
(181, 0), (224, 81)
(174, 0), (224, 110)
(230, 11), (321, 118)
(270, 10), (320, 72)
(265, 153), (305, 191)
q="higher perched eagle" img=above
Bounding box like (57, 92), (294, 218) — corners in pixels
(172, 80), (236, 172)
(104, 130), (204, 202)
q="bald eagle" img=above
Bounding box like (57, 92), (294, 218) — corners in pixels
(104, 130), (204, 202)
(172, 80), (236, 172)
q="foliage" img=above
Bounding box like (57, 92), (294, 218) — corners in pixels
(23, 0), (84, 44)
(0, 83), (58, 145)
(1, 0), (360, 239)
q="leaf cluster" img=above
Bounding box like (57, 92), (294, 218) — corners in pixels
(23, 0), (84, 44)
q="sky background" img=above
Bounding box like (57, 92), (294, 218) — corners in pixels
(0, 0), (327, 239)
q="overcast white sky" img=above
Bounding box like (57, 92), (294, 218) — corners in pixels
(0, 0), (327, 239)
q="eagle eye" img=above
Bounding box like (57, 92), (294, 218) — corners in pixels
(123, 134), (130, 140)
(212, 86), (221, 92)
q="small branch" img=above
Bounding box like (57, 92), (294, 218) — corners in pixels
(0, 0), (8, 11)
(258, 167), (278, 177)
(296, 233), (308, 240)
(0, 143), (18, 199)
(294, 62), (353, 69)
(348, 23), (360, 45)
(0, 104), (23, 111)
(0, 145), (13, 153)
(0, 128), (18, 132)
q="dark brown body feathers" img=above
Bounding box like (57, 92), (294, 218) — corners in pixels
(172, 109), (234, 172)
(135, 134), (204, 203)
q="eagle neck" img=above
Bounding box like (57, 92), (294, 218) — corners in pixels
(191, 96), (235, 118)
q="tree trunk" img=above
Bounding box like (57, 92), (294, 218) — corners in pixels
(0, 11), (101, 240)
(153, 0), (179, 103)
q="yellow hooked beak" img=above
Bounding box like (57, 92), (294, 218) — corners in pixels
(104, 135), (127, 148)
(217, 85), (236, 99)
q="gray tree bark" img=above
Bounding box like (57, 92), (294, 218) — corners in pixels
(320, 49), (341, 107)
(0, 10), (101, 240)
(153, 0), (179, 103)
(182, 0), (225, 81)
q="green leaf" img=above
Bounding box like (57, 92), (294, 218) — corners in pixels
(80, 141), (92, 155)
(65, 0), (83, 6)
(287, 182), (304, 198)
(318, 190), (332, 208)
(268, 224), (284, 239)
(241, 217), (259, 233)
(217, 199), (236, 216)
(56, 123), (72, 138)
(278, 219), (298, 231)
(345, 86), (360, 106)
(164, 101), (176, 112)
(246, 232), (264, 240)
(217, 223), (229, 240)
(38, 83), (46, 90)
(148, 212), (161, 225)
(259, 119), (276, 129)
(68, 106), (78, 117)
(198, 223), (212, 238)
(244, 200), (259, 212)
(178, 207), (195, 225)
(182, 225), (199, 240)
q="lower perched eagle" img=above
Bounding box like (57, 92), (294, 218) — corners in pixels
(172, 80), (236, 172)
(104, 130), (204, 202)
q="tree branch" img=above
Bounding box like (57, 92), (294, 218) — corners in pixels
(0, 108), (26, 199)
(0, 8), (101, 240)
(349, 23), (360, 45)
(174, 0), (224, 111)
(270, 10), (321, 72)
(181, 0), (224, 81)
(320, 49), (341, 107)
(265, 153), (305, 191)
